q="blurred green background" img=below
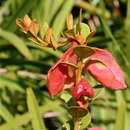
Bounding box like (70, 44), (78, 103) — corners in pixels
(0, 0), (130, 130)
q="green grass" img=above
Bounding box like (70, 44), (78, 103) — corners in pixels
(0, 0), (129, 130)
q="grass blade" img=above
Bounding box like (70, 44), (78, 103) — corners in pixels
(114, 101), (126, 130)
(42, 0), (51, 22)
(0, 29), (32, 60)
(99, 0), (130, 67)
(0, 103), (24, 130)
(0, 100), (60, 130)
(52, 0), (75, 40)
(26, 87), (46, 130)
(0, 75), (24, 93)
(2, 0), (37, 32)
(49, 0), (64, 23)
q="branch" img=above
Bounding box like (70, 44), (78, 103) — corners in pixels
(0, 68), (47, 80)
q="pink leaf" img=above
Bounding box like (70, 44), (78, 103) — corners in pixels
(86, 48), (127, 90)
(47, 41), (78, 96)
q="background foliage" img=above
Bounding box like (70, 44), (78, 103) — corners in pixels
(0, 0), (130, 130)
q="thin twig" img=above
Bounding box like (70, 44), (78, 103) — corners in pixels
(0, 68), (8, 73)
(0, 68), (47, 80)
(17, 70), (47, 80)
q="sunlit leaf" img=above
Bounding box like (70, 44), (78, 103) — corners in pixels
(80, 23), (90, 40)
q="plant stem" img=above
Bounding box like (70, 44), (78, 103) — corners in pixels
(75, 60), (84, 84)
(74, 118), (81, 130)
(73, 59), (84, 130)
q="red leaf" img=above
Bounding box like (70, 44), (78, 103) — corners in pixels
(47, 41), (78, 96)
(86, 48), (127, 90)
(72, 78), (94, 99)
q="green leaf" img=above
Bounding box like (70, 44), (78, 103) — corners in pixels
(114, 101), (126, 130)
(39, 22), (49, 38)
(74, 46), (95, 59)
(0, 103), (14, 122)
(49, 0), (64, 23)
(81, 112), (92, 129)
(0, 103), (24, 130)
(0, 29), (32, 60)
(0, 100), (61, 130)
(80, 23), (90, 40)
(0, 113), (31, 130)
(42, 0), (51, 22)
(100, 16), (130, 67)
(60, 91), (72, 103)
(0, 75), (24, 93)
(52, 0), (75, 40)
(3, 0), (37, 32)
(26, 87), (46, 130)
(93, 87), (104, 100)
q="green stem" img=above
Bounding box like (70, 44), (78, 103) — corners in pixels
(74, 118), (81, 130)
(75, 1), (110, 19)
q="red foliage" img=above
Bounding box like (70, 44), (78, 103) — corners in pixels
(47, 41), (78, 96)
(72, 78), (94, 99)
(86, 48), (127, 90)
(48, 44), (127, 100)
